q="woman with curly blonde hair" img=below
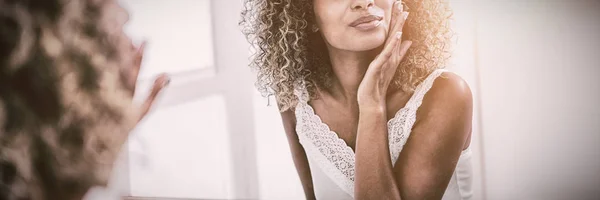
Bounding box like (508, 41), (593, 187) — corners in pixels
(0, 0), (168, 199)
(241, 0), (473, 199)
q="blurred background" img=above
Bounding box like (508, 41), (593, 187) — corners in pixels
(84, 0), (600, 199)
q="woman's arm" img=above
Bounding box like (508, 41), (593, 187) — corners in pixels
(355, 72), (473, 200)
(355, 104), (402, 199)
(392, 73), (473, 199)
(280, 109), (317, 200)
(353, 2), (408, 198)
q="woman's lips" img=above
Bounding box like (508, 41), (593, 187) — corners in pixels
(350, 15), (384, 31)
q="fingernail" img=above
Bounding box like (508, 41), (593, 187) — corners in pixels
(397, 1), (403, 11)
(404, 12), (409, 20)
(395, 31), (402, 39)
(164, 78), (171, 87)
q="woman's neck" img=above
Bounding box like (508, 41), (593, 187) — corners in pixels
(326, 45), (380, 104)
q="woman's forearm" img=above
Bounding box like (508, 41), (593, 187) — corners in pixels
(355, 104), (402, 200)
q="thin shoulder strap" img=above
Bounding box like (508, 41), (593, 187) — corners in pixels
(404, 69), (447, 110)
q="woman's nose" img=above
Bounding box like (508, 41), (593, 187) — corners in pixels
(351, 0), (374, 11)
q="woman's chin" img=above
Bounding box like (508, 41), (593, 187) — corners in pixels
(347, 31), (387, 51)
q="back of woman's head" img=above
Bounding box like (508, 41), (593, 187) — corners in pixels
(0, 0), (138, 199)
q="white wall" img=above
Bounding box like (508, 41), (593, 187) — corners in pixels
(476, 0), (600, 199)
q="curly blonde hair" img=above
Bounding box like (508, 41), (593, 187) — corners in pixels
(0, 0), (138, 199)
(240, 0), (453, 111)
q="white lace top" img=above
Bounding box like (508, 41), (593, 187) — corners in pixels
(294, 69), (473, 200)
